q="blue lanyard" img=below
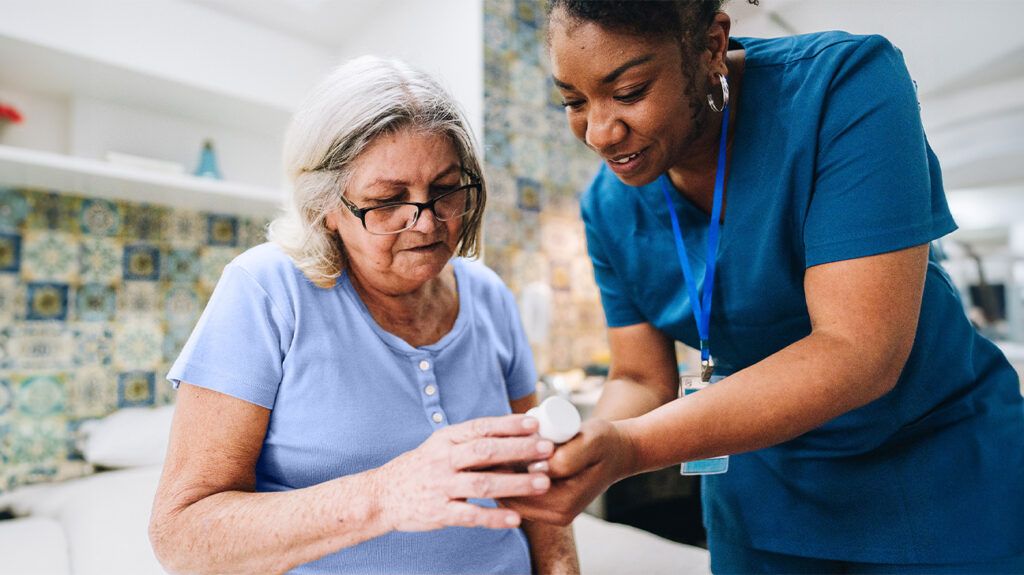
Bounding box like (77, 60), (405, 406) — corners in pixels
(660, 103), (729, 378)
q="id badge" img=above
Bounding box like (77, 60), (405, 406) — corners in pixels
(679, 374), (729, 475)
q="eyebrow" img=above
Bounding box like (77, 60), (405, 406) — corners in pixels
(360, 163), (463, 196)
(552, 54), (656, 90)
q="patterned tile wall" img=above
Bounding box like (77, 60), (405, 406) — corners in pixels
(483, 0), (609, 372)
(0, 186), (267, 491)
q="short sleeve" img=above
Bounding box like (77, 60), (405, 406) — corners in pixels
(500, 286), (538, 401)
(803, 35), (956, 268)
(167, 263), (294, 409)
(581, 190), (646, 327)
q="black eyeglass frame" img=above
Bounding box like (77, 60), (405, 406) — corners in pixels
(339, 179), (483, 236)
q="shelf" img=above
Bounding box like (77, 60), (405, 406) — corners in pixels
(0, 145), (284, 218)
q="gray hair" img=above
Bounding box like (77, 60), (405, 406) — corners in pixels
(268, 55), (486, 288)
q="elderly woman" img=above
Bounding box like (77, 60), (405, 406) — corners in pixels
(149, 56), (578, 575)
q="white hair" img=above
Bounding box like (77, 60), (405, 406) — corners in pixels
(268, 55), (486, 288)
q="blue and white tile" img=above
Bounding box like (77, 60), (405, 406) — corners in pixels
(79, 237), (123, 285)
(123, 243), (161, 281)
(21, 230), (79, 283)
(0, 188), (30, 231)
(207, 214), (239, 247)
(7, 323), (73, 371)
(79, 198), (121, 237)
(162, 248), (200, 283)
(164, 285), (201, 328)
(75, 283), (116, 322)
(67, 366), (117, 418)
(117, 281), (159, 319)
(13, 373), (66, 418)
(0, 275), (24, 326)
(199, 246), (238, 288)
(117, 371), (155, 408)
(25, 282), (70, 321)
(71, 323), (114, 368)
(113, 318), (163, 371)
(0, 232), (22, 273)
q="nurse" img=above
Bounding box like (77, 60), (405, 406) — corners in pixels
(502, 1), (1024, 572)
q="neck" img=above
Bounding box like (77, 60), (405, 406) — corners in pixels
(349, 264), (459, 346)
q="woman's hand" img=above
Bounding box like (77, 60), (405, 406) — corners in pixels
(499, 418), (637, 526)
(373, 414), (555, 532)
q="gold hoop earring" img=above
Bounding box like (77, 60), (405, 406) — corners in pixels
(707, 73), (729, 113)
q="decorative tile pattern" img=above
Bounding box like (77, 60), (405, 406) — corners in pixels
(0, 187), (267, 492)
(75, 283), (117, 322)
(0, 232), (21, 273)
(117, 371), (155, 408)
(207, 214), (239, 247)
(484, 0), (609, 372)
(22, 231), (79, 282)
(26, 282), (69, 321)
(123, 243), (161, 281)
(0, 188), (30, 231)
(79, 199), (121, 237)
(79, 237), (123, 284)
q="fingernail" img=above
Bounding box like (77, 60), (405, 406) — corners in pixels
(532, 476), (549, 490)
(537, 440), (553, 454)
(505, 514), (520, 527)
(522, 417), (538, 430)
(528, 460), (550, 473)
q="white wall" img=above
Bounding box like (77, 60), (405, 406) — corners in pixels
(335, 0), (485, 148)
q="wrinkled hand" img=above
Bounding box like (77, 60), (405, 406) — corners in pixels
(499, 418), (635, 526)
(374, 414), (554, 532)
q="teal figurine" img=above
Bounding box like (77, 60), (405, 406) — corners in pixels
(195, 139), (222, 179)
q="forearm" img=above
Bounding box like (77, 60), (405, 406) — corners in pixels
(522, 519), (580, 574)
(152, 469), (389, 575)
(620, 330), (908, 474)
(592, 376), (676, 422)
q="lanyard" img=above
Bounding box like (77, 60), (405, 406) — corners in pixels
(660, 103), (729, 381)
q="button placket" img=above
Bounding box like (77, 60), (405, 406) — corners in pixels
(416, 354), (444, 428)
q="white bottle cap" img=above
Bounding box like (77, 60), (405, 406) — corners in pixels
(526, 396), (582, 444)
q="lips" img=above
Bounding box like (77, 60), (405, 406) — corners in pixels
(604, 147), (646, 176)
(405, 241), (442, 252)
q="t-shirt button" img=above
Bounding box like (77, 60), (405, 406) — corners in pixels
(419, 360), (431, 371)
(431, 412), (443, 423)
(424, 384), (437, 396)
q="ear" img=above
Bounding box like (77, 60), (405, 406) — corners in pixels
(706, 12), (732, 77)
(325, 212), (339, 232)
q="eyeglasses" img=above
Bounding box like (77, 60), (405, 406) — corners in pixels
(340, 181), (481, 235)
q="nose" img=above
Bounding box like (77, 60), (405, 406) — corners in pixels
(409, 205), (440, 233)
(585, 104), (627, 152)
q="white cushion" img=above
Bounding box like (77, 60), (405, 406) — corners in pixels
(0, 517), (70, 575)
(573, 512), (710, 574)
(79, 405), (174, 468)
(0, 466), (166, 575)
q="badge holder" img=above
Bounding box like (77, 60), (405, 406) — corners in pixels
(679, 357), (729, 475)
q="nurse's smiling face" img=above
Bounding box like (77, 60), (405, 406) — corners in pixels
(548, 9), (706, 187)
(326, 128), (464, 295)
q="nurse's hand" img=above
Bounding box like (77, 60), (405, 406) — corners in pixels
(499, 418), (636, 526)
(373, 414), (554, 532)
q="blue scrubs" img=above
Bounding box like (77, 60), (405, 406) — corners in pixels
(581, 32), (1024, 565)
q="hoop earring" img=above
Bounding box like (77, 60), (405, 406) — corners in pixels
(707, 73), (729, 113)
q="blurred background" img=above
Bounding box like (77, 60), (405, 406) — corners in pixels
(0, 0), (1022, 569)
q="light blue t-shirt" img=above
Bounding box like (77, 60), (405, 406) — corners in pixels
(581, 32), (1024, 563)
(168, 243), (536, 574)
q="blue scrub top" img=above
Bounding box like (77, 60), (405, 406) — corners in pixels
(581, 32), (1024, 563)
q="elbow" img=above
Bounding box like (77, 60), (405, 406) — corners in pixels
(150, 512), (192, 575)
